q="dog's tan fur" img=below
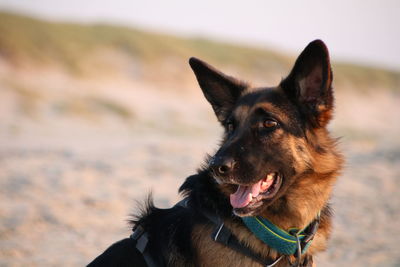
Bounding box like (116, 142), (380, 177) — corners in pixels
(89, 40), (343, 267)
(191, 80), (343, 266)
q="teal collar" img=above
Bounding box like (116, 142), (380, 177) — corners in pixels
(241, 214), (320, 255)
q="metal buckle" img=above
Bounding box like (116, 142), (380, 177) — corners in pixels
(266, 255), (284, 267)
(130, 225), (145, 240)
(288, 232), (302, 267)
(214, 223), (224, 241)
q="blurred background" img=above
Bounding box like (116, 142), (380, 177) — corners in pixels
(0, 1), (399, 266)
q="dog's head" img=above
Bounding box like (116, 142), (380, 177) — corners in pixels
(190, 40), (341, 217)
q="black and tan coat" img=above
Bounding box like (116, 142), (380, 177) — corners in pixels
(88, 40), (344, 267)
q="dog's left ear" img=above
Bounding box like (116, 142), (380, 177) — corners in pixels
(280, 40), (333, 127)
(189, 57), (247, 123)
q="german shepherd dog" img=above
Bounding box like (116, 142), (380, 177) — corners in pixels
(88, 40), (343, 267)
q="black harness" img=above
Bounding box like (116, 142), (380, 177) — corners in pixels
(130, 225), (158, 267)
(130, 198), (319, 267)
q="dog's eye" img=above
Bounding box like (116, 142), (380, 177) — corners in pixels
(263, 119), (278, 128)
(227, 122), (235, 133)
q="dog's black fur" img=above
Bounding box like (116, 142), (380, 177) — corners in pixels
(88, 40), (343, 267)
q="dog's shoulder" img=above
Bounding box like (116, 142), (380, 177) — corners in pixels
(121, 172), (218, 266)
(87, 238), (147, 267)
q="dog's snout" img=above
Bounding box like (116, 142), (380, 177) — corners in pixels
(211, 157), (236, 176)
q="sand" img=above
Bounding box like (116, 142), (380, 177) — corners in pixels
(0, 65), (399, 266)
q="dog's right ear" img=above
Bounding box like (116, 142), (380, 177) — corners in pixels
(189, 57), (247, 123)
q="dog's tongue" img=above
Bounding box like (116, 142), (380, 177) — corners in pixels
(230, 180), (263, 209)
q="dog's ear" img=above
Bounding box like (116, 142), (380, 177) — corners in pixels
(189, 57), (247, 123)
(280, 40), (333, 127)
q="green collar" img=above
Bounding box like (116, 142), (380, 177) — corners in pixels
(241, 214), (320, 255)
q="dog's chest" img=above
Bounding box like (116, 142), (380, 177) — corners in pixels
(191, 223), (284, 267)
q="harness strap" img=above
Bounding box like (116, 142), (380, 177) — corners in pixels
(212, 222), (284, 267)
(130, 198), (318, 267)
(203, 210), (284, 267)
(130, 225), (159, 267)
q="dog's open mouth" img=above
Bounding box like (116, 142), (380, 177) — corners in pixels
(229, 172), (282, 209)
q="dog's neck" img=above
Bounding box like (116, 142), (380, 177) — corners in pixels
(259, 129), (344, 231)
(261, 171), (338, 231)
(221, 171), (340, 263)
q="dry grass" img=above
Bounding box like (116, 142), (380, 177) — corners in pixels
(0, 11), (399, 91)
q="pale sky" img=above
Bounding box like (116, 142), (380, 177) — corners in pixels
(1, 0), (399, 70)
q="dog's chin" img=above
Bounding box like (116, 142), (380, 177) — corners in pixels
(232, 204), (263, 217)
(223, 172), (283, 217)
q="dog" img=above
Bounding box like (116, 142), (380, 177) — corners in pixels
(88, 40), (343, 267)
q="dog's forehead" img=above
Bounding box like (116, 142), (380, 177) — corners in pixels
(233, 87), (289, 121)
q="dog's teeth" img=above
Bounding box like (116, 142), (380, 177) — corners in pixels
(267, 174), (274, 181)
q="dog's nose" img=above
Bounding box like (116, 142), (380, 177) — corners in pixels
(211, 157), (236, 176)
